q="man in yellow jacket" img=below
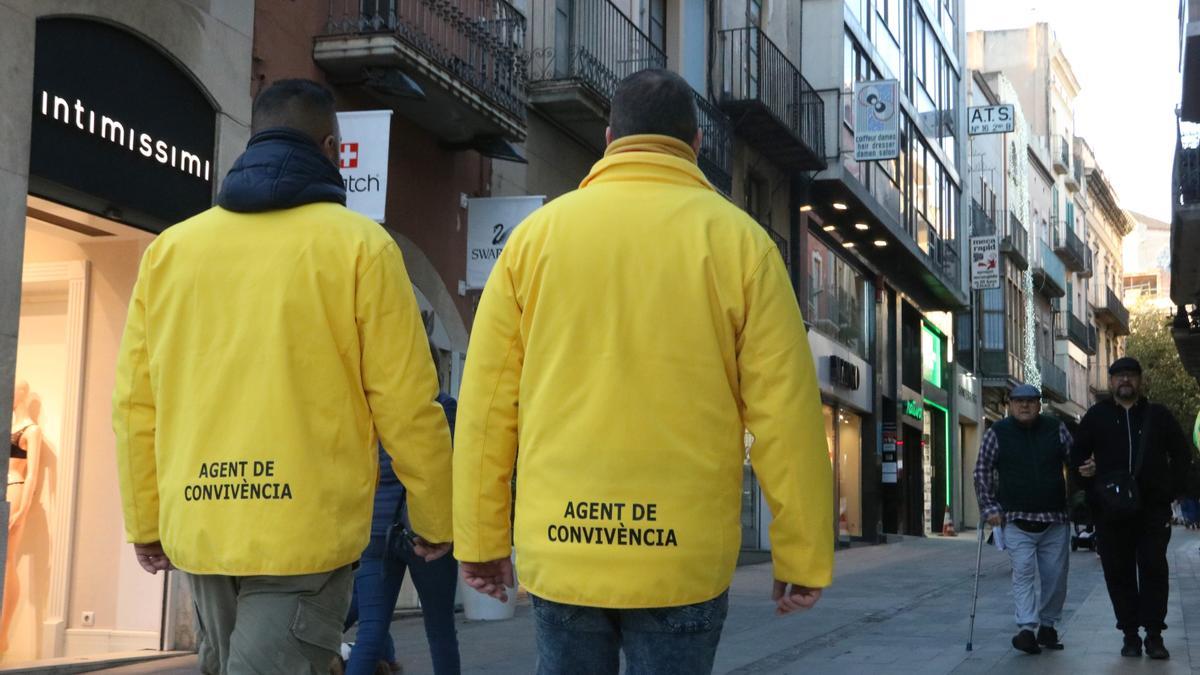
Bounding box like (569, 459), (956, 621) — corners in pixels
(112, 79), (453, 674)
(454, 69), (833, 674)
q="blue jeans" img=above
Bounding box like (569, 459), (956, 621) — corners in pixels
(532, 591), (729, 675)
(344, 537), (461, 675)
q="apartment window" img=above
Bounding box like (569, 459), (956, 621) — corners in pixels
(744, 172), (770, 226)
(1066, 201), (1075, 230)
(648, 0), (667, 54)
(747, 0), (762, 26)
(808, 233), (873, 359)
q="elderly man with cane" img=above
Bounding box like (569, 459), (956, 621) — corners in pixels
(973, 384), (1074, 654)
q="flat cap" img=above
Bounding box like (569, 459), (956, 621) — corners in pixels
(1010, 384), (1041, 400)
(1108, 357), (1142, 375)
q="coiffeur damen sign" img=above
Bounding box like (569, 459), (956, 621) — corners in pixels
(30, 18), (217, 231)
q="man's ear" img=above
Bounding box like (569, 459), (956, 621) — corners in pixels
(605, 127), (614, 147)
(692, 128), (703, 156)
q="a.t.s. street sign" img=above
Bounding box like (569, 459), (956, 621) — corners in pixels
(967, 104), (1015, 135)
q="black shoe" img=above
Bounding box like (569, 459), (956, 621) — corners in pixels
(1036, 626), (1064, 650)
(1144, 633), (1170, 660)
(1121, 632), (1142, 657)
(1012, 629), (1042, 654)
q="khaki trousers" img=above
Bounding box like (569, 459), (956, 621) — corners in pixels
(188, 565), (353, 675)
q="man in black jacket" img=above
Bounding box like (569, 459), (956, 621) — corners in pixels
(1073, 357), (1192, 660)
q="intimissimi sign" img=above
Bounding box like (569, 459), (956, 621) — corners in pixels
(38, 91), (213, 182)
(30, 18), (217, 231)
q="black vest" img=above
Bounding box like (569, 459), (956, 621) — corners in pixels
(993, 415), (1067, 513)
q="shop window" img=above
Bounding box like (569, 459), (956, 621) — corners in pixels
(835, 407), (863, 537)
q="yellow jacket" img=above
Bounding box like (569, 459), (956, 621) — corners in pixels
(454, 135), (833, 608)
(113, 203), (452, 576)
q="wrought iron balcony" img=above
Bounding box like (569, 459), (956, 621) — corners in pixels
(1003, 214), (1029, 271)
(762, 223), (790, 271)
(1093, 286), (1130, 335)
(1173, 133), (1200, 310)
(1067, 154), (1084, 193)
(1066, 312), (1097, 355)
(1052, 218), (1090, 273)
(316, 0), (528, 143)
(978, 348), (1025, 385)
(1039, 357), (1068, 402)
(1053, 135), (1070, 175)
(969, 199), (995, 236)
(716, 27), (826, 171)
(525, 0), (664, 150)
(695, 91), (733, 195)
(1178, 142), (1200, 206)
(1032, 240), (1066, 298)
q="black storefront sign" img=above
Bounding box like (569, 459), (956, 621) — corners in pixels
(829, 355), (861, 391)
(30, 18), (217, 231)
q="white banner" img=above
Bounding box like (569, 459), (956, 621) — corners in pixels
(970, 236), (1001, 290)
(968, 104), (1015, 135)
(466, 196), (545, 290)
(853, 80), (900, 161)
(336, 110), (393, 222)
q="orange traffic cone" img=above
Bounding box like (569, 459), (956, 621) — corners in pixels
(941, 510), (957, 537)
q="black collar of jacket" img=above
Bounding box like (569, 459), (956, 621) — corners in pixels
(217, 127), (347, 213)
(1098, 396), (1149, 415)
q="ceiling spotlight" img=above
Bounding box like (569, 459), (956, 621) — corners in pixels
(873, 239), (888, 247)
(799, 204), (813, 213)
(843, 241), (856, 248)
(832, 202), (848, 211)
(823, 225), (837, 232)
(855, 223), (869, 231)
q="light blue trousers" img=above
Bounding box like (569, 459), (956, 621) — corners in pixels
(1004, 522), (1070, 631)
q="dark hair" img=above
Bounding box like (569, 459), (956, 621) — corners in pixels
(251, 79), (337, 141)
(609, 69), (698, 145)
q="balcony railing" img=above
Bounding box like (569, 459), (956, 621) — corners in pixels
(1177, 142), (1200, 206)
(528, 0), (665, 102)
(1052, 218), (1090, 273)
(979, 348), (1025, 383)
(717, 27), (825, 170)
(1106, 286), (1130, 334)
(763, 224), (790, 269)
(322, 0), (528, 122)
(1053, 135), (1071, 174)
(1003, 214), (1029, 270)
(1039, 357), (1068, 401)
(1032, 240), (1067, 298)
(695, 91), (733, 195)
(970, 199), (995, 236)
(1066, 312), (1097, 355)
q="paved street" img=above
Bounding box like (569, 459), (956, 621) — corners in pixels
(92, 527), (1200, 674)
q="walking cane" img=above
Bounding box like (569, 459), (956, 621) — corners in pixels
(966, 523), (985, 651)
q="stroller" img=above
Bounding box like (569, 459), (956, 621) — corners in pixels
(1069, 490), (1097, 552)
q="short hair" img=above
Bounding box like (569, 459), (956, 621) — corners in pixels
(251, 79), (337, 142)
(609, 69), (698, 145)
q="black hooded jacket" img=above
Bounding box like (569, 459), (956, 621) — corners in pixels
(1070, 397), (1192, 510)
(216, 127), (345, 212)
